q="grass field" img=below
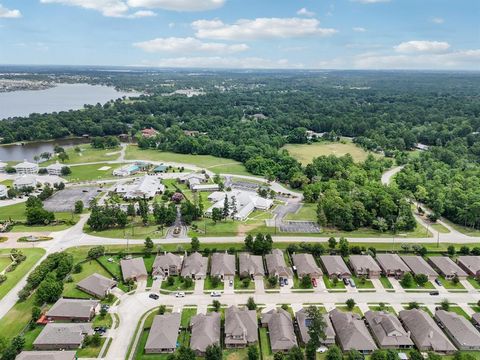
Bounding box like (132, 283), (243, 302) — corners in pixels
(42, 144), (120, 165)
(283, 140), (380, 165)
(0, 248), (45, 300)
(259, 327), (273, 360)
(85, 222), (164, 239)
(63, 259), (112, 298)
(431, 223), (450, 233)
(160, 276), (194, 292)
(0, 295), (36, 340)
(180, 307), (197, 327)
(125, 145), (251, 176)
(66, 162), (125, 182)
(0, 256), (12, 272)
(284, 203), (317, 221)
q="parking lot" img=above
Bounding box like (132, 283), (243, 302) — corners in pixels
(231, 180), (260, 191)
(279, 220), (321, 233)
(44, 186), (101, 212)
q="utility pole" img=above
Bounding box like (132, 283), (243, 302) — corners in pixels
(437, 231), (440, 248)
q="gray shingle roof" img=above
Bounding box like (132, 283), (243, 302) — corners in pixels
(190, 312), (221, 353)
(472, 313), (480, 326)
(145, 313), (181, 351)
(210, 253), (236, 277)
(238, 253), (264, 277)
(46, 298), (99, 319)
(349, 255), (381, 274)
(398, 309), (456, 352)
(435, 310), (480, 349)
(261, 308), (297, 352)
(152, 253), (182, 275)
(400, 256), (438, 277)
(181, 252), (207, 278)
(33, 323), (93, 347)
(320, 256), (351, 277)
(329, 309), (377, 352)
(457, 256), (480, 276)
(265, 249), (293, 278)
(429, 257), (468, 278)
(77, 273), (116, 298)
(364, 310), (414, 348)
(16, 351), (77, 360)
(296, 308), (335, 345)
(292, 254), (322, 278)
(225, 306), (258, 346)
(376, 254), (410, 274)
(120, 258), (148, 281)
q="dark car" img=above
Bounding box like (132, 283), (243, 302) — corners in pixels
(149, 293), (159, 300)
(434, 278), (442, 286)
(94, 327), (107, 334)
(429, 290), (439, 296)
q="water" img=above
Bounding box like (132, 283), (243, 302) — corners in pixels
(0, 83), (140, 120)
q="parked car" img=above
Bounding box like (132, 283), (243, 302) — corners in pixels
(229, 279), (233, 287)
(311, 278), (317, 287)
(434, 278), (442, 286)
(94, 326), (107, 334)
(349, 279), (356, 288)
(149, 293), (159, 300)
(210, 291), (221, 297)
(316, 346), (328, 353)
(343, 278), (349, 285)
(279, 277), (284, 287)
(175, 292), (185, 298)
(284, 278), (289, 286)
(429, 290), (440, 296)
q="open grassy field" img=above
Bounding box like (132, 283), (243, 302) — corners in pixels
(0, 256), (12, 272)
(0, 248), (45, 300)
(283, 140), (380, 165)
(66, 162), (125, 182)
(0, 201), (28, 221)
(42, 144), (120, 165)
(284, 203), (317, 221)
(0, 295), (36, 340)
(125, 145), (251, 176)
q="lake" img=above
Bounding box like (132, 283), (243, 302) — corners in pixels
(0, 83), (140, 120)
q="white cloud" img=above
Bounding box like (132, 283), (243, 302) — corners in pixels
(394, 40), (450, 53)
(141, 56), (302, 69)
(192, 17), (337, 40)
(128, 10), (156, 18)
(352, 27), (366, 32)
(40, 0), (130, 17)
(297, 7), (315, 17)
(134, 37), (248, 54)
(351, 0), (390, 3)
(0, 4), (22, 18)
(126, 0), (225, 11)
(431, 17), (445, 24)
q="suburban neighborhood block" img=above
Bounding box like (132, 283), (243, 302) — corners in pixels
(291, 253), (322, 279)
(434, 310), (480, 350)
(33, 323), (93, 350)
(400, 256), (438, 280)
(152, 252), (182, 278)
(428, 257), (468, 280)
(296, 308), (335, 346)
(181, 252), (208, 279)
(238, 253), (264, 279)
(210, 252), (236, 281)
(265, 249), (293, 279)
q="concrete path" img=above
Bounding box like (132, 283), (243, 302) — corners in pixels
(194, 279), (204, 295)
(254, 278), (265, 294)
(389, 278), (405, 293)
(371, 279), (386, 292)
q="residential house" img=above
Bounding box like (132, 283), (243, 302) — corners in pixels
(13, 175), (37, 189)
(265, 249), (293, 279)
(292, 253), (322, 279)
(472, 313), (480, 327)
(14, 160), (38, 175)
(349, 255), (382, 279)
(115, 175), (165, 199)
(152, 252), (182, 278)
(224, 306), (258, 348)
(320, 256), (351, 279)
(145, 312), (181, 353)
(206, 190), (273, 221)
(0, 184), (7, 198)
(141, 127), (158, 138)
(434, 310), (480, 350)
(376, 254), (410, 278)
(400, 256), (438, 280)
(329, 309), (377, 354)
(261, 309), (297, 352)
(364, 310), (414, 349)
(398, 309), (456, 353)
(33, 323), (93, 350)
(429, 257), (468, 280)
(457, 256), (480, 278)
(0, 161), (7, 173)
(45, 162), (65, 176)
(76, 273), (117, 299)
(120, 257), (148, 282)
(16, 351), (77, 360)
(238, 253), (264, 279)
(45, 298), (99, 322)
(210, 252), (236, 281)
(190, 312), (221, 355)
(181, 252), (208, 279)
(296, 308), (335, 346)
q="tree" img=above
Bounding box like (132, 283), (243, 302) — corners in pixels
(60, 166), (71, 176)
(210, 276), (221, 288)
(440, 299), (450, 311)
(74, 200), (84, 214)
(244, 234), (254, 251)
(305, 305), (326, 360)
(242, 277), (251, 288)
(144, 237), (154, 256)
(247, 345), (259, 360)
(31, 306), (41, 321)
(415, 274), (428, 287)
(176, 346), (196, 360)
(371, 350), (387, 360)
(328, 237), (337, 250)
(87, 246), (105, 259)
(58, 152), (69, 162)
(158, 305), (166, 315)
(346, 350), (364, 360)
(346, 298), (356, 310)
(190, 237), (200, 252)
(246, 297), (257, 310)
(286, 346), (303, 360)
(100, 307), (107, 318)
(338, 237), (349, 257)
(205, 344), (222, 360)
(127, 203), (136, 217)
(409, 350), (423, 360)
(447, 245), (456, 257)
(267, 276), (277, 288)
(317, 203), (327, 226)
(300, 275), (312, 289)
(400, 272), (414, 288)
(36, 273), (63, 304)
(407, 301), (420, 309)
(222, 195), (229, 220)
(211, 208), (222, 223)
(325, 345), (343, 360)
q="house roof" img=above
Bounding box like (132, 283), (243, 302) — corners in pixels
(33, 323), (93, 347)
(261, 309), (297, 351)
(225, 306), (258, 345)
(210, 253), (236, 277)
(46, 162), (63, 171)
(145, 313), (181, 351)
(429, 257), (468, 278)
(153, 253), (182, 272)
(181, 252), (207, 277)
(457, 256), (480, 275)
(398, 309), (456, 352)
(14, 160), (38, 169)
(16, 351), (77, 360)
(320, 256), (351, 276)
(238, 253), (265, 277)
(349, 255), (381, 273)
(376, 254), (410, 273)
(77, 273), (117, 298)
(435, 310), (480, 348)
(472, 313), (480, 325)
(120, 258), (148, 280)
(46, 298), (99, 319)
(364, 311), (414, 348)
(190, 312), (221, 353)
(329, 309), (377, 352)
(292, 253), (322, 277)
(14, 175), (37, 186)
(116, 175), (164, 198)
(400, 256), (438, 277)
(296, 308), (335, 344)
(265, 249), (293, 278)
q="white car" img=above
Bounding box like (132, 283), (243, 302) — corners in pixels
(316, 346), (328, 353)
(175, 292), (185, 298)
(210, 291), (221, 297)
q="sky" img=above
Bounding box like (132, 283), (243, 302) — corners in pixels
(0, 0), (479, 70)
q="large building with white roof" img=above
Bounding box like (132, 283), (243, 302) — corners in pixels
(14, 160), (38, 175)
(45, 161), (65, 176)
(0, 184), (7, 198)
(14, 175), (37, 189)
(115, 175), (165, 199)
(205, 190), (273, 221)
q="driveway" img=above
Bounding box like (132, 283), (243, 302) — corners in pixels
(194, 279), (204, 294)
(224, 279), (234, 294)
(371, 279), (386, 292)
(136, 280), (147, 293)
(150, 278), (162, 292)
(254, 278), (265, 294)
(388, 278), (405, 293)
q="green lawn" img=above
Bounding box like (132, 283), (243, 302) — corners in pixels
(368, 305), (396, 314)
(292, 275), (313, 289)
(93, 313), (113, 328)
(323, 275), (346, 289)
(335, 305), (363, 317)
(259, 327), (273, 360)
(0, 179), (13, 187)
(282, 139), (381, 165)
(351, 276), (374, 289)
(431, 223), (450, 233)
(448, 306), (470, 319)
(189, 219), (241, 237)
(43, 144), (121, 165)
(77, 338), (106, 358)
(84, 220), (164, 239)
(438, 276), (465, 290)
(65, 162), (126, 182)
(0, 256), (12, 272)
(160, 276), (195, 292)
(0, 295), (37, 340)
(0, 202), (29, 221)
(234, 275), (255, 290)
(0, 248), (45, 300)
(467, 277), (480, 289)
(203, 276), (224, 291)
(180, 307), (197, 327)
(379, 276), (394, 289)
(442, 219), (480, 237)
(401, 279), (434, 290)
(97, 256), (123, 279)
(284, 203), (317, 221)
(22, 324), (44, 350)
(223, 347), (250, 360)
(63, 259), (112, 298)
